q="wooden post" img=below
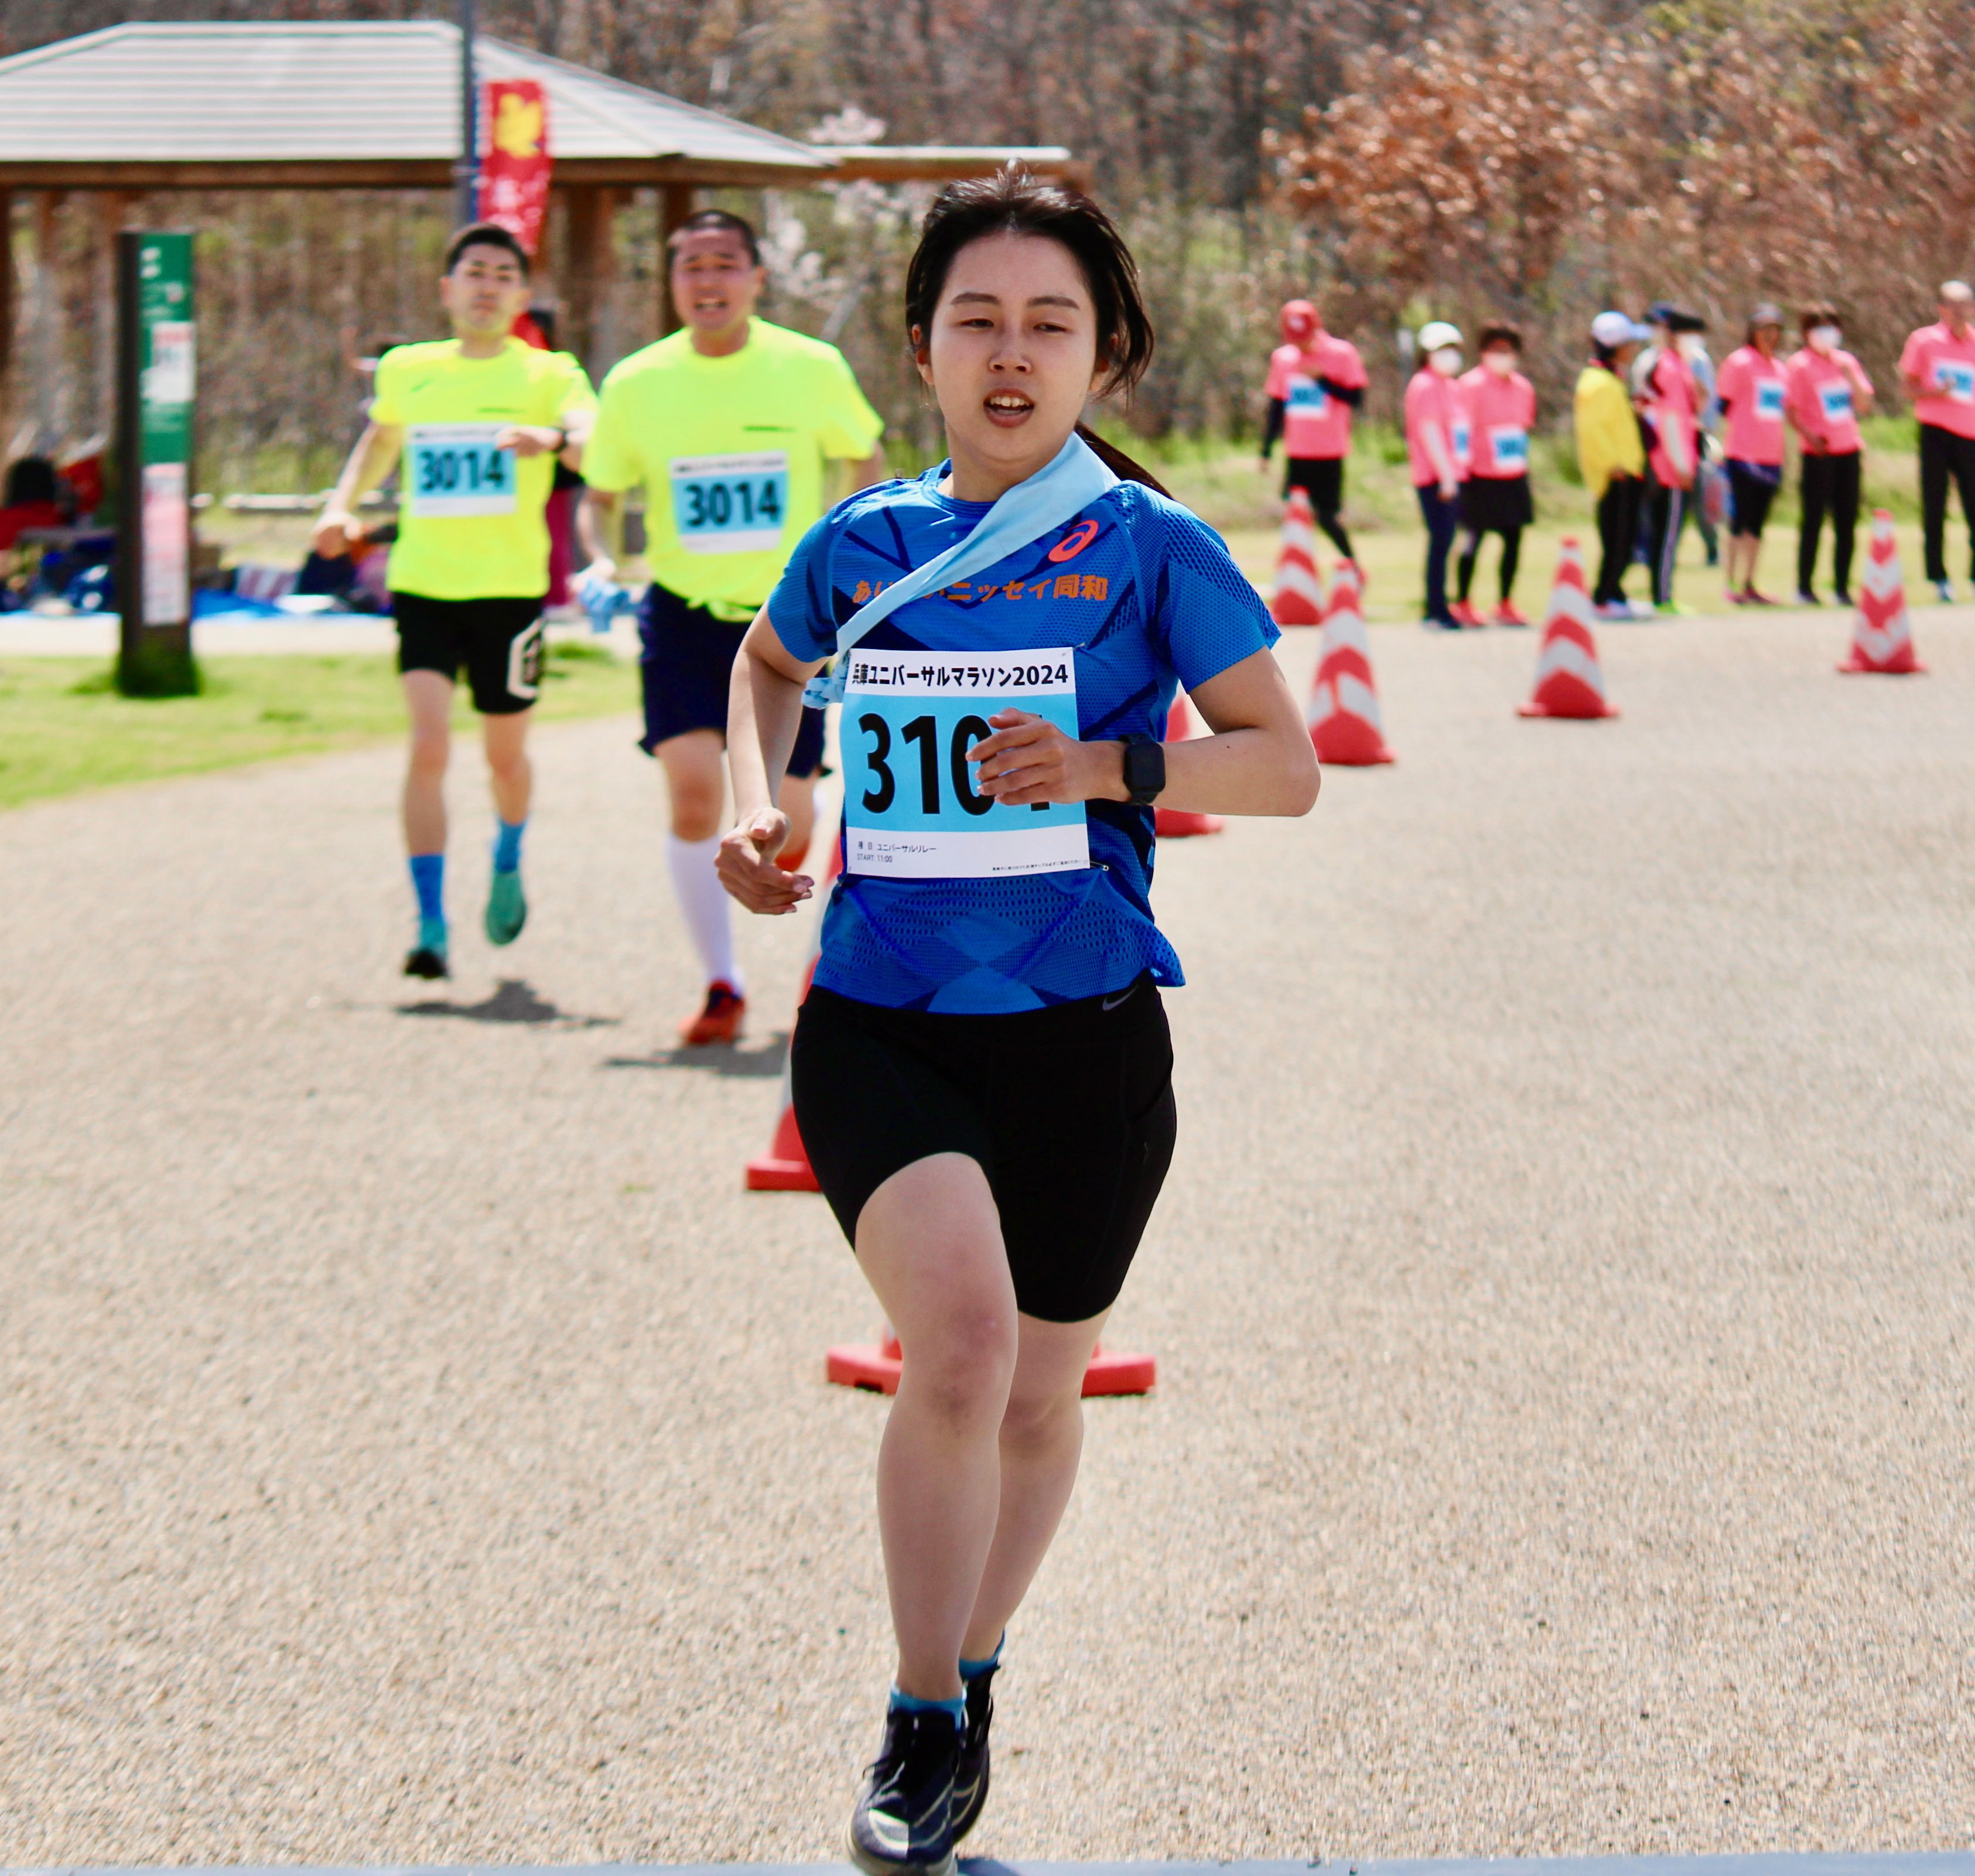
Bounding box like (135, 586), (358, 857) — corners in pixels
(563, 183), (618, 376)
(658, 182), (695, 335)
(96, 192), (134, 435)
(0, 189), (13, 448)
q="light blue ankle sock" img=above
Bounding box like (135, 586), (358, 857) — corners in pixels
(409, 853), (445, 925)
(492, 818), (526, 874)
(890, 1684), (966, 1724)
(959, 1634), (1004, 1682)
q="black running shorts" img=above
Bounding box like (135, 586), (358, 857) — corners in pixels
(638, 579), (825, 778)
(1283, 455), (1345, 517)
(1459, 474), (1535, 532)
(790, 975), (1177, 1324)
(394, 591), (545, 716)
(1725, 459), (1781, 538)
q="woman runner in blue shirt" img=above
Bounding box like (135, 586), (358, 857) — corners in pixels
(718, 170), (1319, 1874)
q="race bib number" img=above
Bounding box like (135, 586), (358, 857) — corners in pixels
(1487, 424), (1528, 470)
(1754, 380), (1786, 421)
(843, 648), (1089, 880)
(1818, 380), (1853, 423)
(405, 424), (516, 517)
(1451, 418), (1472, 468)
(1286, 374), (1328, 416)
(1934, 360), (1975, 404)
(669, 452), (788, 553)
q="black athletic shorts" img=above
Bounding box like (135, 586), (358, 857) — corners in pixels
(1460, 474), (1535, 532)
(791, 974), (1177, 1323)
(1284, 455), (1346, 515)
(1725, 459), (1782, 538)
(638, 579), (825, 778)
(393, 592), (545, 716)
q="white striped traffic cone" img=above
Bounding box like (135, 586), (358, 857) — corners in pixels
(1838, 510), (1926, 675)
(1271, 488), (1325, 626)
(1306, 559), (1395, 764)
(1517, 539), (1619, 720)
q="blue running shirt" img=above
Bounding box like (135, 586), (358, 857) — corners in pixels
(768, 468), (1279, 1013)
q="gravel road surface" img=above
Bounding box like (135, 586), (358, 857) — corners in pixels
(3, 603), (1971, 1865)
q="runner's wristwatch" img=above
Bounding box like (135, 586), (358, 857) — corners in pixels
(1119, 733), (1165, 806)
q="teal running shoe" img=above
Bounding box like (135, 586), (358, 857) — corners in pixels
(484, 868), (527, 946)
(404, 915), (449, 980)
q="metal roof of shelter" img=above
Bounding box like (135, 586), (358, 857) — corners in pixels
(0, 20), (842, 190)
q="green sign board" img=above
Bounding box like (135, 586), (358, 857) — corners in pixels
(117, 230), (198, 692)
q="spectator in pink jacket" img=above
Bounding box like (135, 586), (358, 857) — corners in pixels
(1785, 303), (1874, 606)
(1714, 303), (1789, 605)
(1453, 323), (1537, 626)
(1259, 298), (1368, 561)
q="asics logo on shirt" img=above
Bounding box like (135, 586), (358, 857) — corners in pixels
(1048, 519), (1102, 563)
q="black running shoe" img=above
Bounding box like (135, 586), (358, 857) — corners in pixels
(949, 1662), (997, 1844)
(848, 1705), (959, 1876)
(402, 945), (450, 980)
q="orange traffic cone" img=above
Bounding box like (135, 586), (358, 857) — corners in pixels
(1839, 510), (1926, 675)
(828, 1325), (1157, 1397)
(743, 820), (842, 1191)
(1271, 488), (1325, 626)
(1306, 559), (1395, 764)
(1517, 538), (1620, 720)
(1153, 693), (1224, 838)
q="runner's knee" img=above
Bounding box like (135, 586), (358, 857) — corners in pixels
(904, 1315), (1019, 1431)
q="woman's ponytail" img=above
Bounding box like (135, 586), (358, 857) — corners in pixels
(1075, 422), (1170, 497)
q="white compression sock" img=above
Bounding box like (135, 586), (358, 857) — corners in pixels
(665, 832), (742, 994)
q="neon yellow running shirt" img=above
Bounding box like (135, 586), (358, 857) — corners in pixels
(370, 337), (596, 601)
(582, 319), (884, 621)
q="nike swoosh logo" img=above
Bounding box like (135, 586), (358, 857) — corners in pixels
(1102, 987), (1135, 1011)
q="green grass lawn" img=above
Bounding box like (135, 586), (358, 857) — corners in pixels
(0, 639), (638, 812)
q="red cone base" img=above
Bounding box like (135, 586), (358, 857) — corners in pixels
(1155, 805), (1224, 838)
(827, 1332), (1156, 1396)
(744, 1103), (818, 1191)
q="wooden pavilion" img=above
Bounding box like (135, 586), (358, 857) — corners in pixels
(0, 19), (1085, 439)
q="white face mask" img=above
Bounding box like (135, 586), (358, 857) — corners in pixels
(1675, 332), (1703, 359)
(1430, 347), (1463, 377)
(1482, 348), (1517, 377)
(1809, 324), (1841, 353)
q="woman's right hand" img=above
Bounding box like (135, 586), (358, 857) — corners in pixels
(716, 808), (812, 915)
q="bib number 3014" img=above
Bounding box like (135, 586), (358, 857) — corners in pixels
(670, 452), (788, 553)
(405, 424), (517, 517)
(843, 648), (1089, 880)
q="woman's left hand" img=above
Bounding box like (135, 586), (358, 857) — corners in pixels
(965, 710), (1123, 805)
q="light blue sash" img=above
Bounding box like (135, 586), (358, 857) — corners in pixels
(801, 432), (1119, 708)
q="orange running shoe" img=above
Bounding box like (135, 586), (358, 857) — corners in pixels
(1491, 599), (1530, 626)
(681, 980), (746, 1046)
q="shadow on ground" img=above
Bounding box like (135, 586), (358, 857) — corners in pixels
(397, 979), (619, 1028)
(600, 1033), (788, 1077)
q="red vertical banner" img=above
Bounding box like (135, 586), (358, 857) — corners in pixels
(476, 79), (551, 256)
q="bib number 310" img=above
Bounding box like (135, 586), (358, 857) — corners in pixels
(843, 648), (1089, 880)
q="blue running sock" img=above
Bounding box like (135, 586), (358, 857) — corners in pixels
(409, 852), (446, 924)
(493, 818), (526, 874)
(890, 1685), (966, 1724)
(959, 1634), (1004, 1681)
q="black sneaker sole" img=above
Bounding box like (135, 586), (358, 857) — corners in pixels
(846, 1828), (955, 1876)
(403, 947), (450, 980)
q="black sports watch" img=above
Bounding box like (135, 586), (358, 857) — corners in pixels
(1119, 733), (1166, 806)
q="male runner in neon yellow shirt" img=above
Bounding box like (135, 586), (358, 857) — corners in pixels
(580, 209), (885, 1045)
(314, 222), (596, 980)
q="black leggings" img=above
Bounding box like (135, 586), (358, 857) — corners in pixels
(1919, 423), (1975, 584)
(1456, 525), (1522, 603)
(1799, 451), (1861, 597)
(1644, 476), (1685, 606)
(1595, 477), (1642, 605)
